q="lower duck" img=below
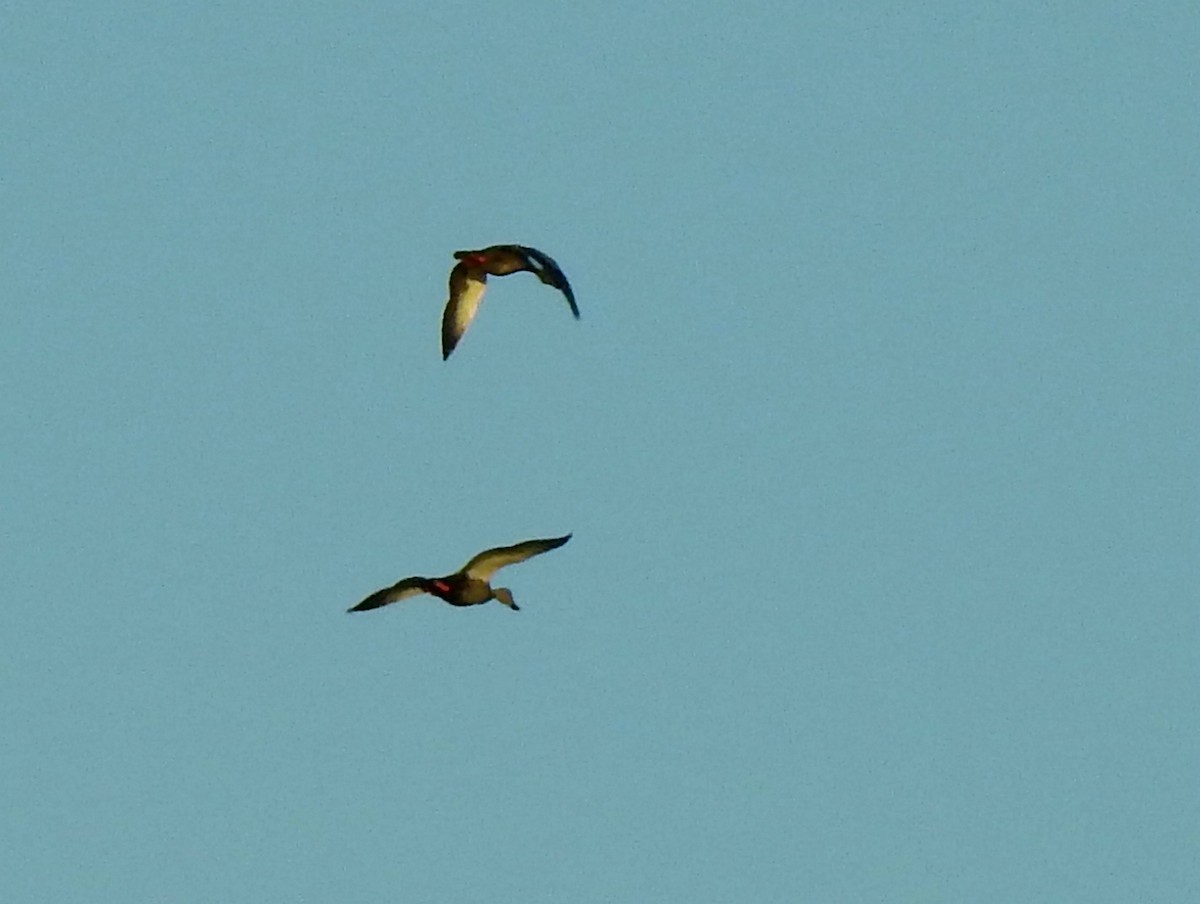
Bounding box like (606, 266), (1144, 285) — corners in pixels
(349, 534), (572, 613)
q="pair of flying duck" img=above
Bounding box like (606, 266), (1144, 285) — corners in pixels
(349, 244), (577, 615)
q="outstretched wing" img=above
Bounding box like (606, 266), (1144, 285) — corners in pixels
(461, 534), (572, 582)
(348, 577), (429, 612)
(518, 246), (579, 318)
(442, 263), (488, 359)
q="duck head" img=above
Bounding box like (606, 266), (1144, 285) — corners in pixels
(492, 587), (519, 610)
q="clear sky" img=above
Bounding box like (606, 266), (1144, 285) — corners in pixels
(2, 3), (1196, 902)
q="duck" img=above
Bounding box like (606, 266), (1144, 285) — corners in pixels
(441, 244), (579, 359)
(348, 534), (572, 613)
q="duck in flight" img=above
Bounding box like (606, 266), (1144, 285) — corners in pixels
(441, 244), (579, 359)
(348, 534), (572, 613)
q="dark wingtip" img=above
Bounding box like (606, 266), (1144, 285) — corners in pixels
(349, 589), (388, 612)
(559, 284), (579, 319)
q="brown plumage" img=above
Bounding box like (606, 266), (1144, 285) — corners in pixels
(441, 244), (578, 359)
(348, 534), (572, 613)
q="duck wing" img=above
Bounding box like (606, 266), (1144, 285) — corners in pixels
(442, 263), (488, 359)
(461, 534), (572, 582)
(518, 245), (579, 318)
(348, 576), (429, 612)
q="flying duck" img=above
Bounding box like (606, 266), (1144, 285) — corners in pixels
(441, 244), (579, 359)
(348, 534), (572, 613)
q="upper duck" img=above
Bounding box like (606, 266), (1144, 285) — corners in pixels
(441, 244), (579, 359)
(348, 534), (571, 613)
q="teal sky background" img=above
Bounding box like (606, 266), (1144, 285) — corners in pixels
(2, 3), (1196, 901)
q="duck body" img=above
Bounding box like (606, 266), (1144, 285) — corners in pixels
(442, 244), (578, 359)
(425, 573), (494, 607)
(453, 245), (531, 277)
(349, 534), (571, 613)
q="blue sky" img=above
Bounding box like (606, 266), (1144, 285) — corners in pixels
(2, 2), (1196, 901)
